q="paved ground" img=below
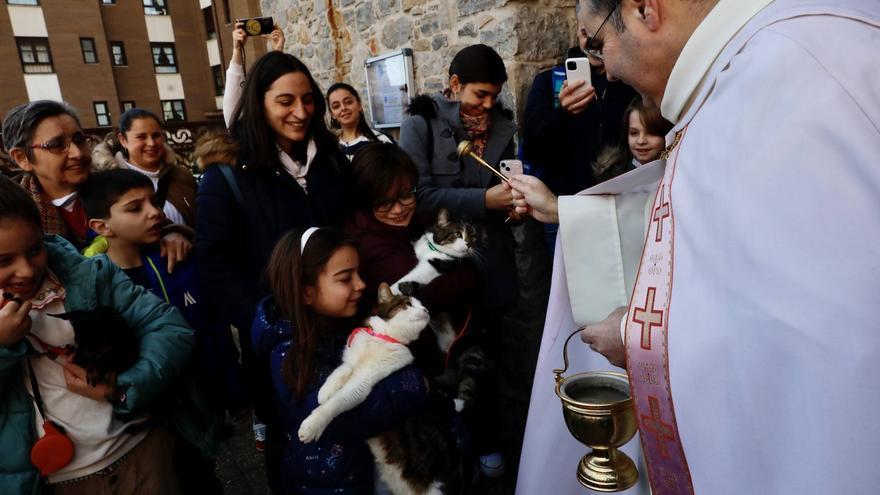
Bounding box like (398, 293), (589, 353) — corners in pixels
(215, 415), (517, 495)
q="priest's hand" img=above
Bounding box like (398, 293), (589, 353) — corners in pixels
(559, 79), (596, 115)
(508, 175), (559, 224)
(580, 306), (628, 368)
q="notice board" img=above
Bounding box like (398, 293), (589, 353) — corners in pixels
(363, 49), (415, 129)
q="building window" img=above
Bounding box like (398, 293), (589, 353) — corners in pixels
(16, 38), (53, 74)
(7, 0), (40, 5)
(203, 6), (216, 38)
(80, 38), (98, 64)
(150, 43), (177, 73)
(94, 101), (111, 127)
(142, 0), (168, 16)
(121, 101), (135, 112)
(110, 42), (127, 66)
(101, 0), (115, 4)
(161, 100), (186, 122)
(212, 65), (224, 96)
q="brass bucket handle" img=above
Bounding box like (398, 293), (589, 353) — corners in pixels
(553, 327), (586, 393)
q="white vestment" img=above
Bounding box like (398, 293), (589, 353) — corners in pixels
(517, 1), (880, 493)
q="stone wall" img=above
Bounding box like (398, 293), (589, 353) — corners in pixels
(262, 0), (578, 126)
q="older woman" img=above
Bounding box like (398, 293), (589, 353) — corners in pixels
(2, 101), (191, 267)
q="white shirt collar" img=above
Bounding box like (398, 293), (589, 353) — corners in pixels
(51, 192), (78, 210)
(661, 0), (774, 123)
(277, 138), (317, 191)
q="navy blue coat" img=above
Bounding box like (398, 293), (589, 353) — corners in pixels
(251, 298), (429, 495)
(195, 148), (354, 336)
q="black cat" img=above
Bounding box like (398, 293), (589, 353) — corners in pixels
(50, 307), (140, 386)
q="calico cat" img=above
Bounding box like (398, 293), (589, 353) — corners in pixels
(50, 307), (140, 386)
(391, 208), (475, 353)
(298, 283), (460, 495)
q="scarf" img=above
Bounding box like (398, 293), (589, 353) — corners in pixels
(460, 111), (491, 158)
(19, 174), (72, 240)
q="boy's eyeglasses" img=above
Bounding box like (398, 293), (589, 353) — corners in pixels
(30, 134), (98, 155)
(584, 4), (619, 61)
(373, 187), (417, 213)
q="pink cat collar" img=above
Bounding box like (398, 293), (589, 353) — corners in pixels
(347, 327), (404, 347)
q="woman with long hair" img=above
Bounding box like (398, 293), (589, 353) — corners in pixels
(195, 51), (354, 486)
(326, 83), (392, 161)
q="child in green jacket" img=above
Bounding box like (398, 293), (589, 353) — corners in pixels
(0, 175), (207, 494)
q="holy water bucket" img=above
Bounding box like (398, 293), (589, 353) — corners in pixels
(553, 329), (639, 492)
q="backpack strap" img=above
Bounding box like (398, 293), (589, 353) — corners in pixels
(216, 164), (244, 208)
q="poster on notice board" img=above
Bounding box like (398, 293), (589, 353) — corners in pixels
(364, 49), (415, 129)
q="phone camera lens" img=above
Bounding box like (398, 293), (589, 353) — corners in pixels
(567, 61), (577, 70)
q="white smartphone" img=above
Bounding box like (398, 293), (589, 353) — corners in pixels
(500, 159), (524, 178)
(565, 57), (592, 86)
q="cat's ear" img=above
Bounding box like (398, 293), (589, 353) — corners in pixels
(437, 208), (450, 226)
(378, 282), (394, 304)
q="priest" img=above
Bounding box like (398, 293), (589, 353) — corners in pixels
(514, 0), (880, 494)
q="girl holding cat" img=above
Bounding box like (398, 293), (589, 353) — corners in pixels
(0, 175), (211, 494)
(251, 227), (431, 494)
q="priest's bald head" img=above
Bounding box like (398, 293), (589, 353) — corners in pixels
(577, 0), (718, 108)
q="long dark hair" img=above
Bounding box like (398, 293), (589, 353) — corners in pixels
(230, 51), (334, 170)
(326, 82), (380, 142)
(266, 228), (357, 399)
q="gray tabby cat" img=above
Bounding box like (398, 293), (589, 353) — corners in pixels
(390, 208), (475, 353)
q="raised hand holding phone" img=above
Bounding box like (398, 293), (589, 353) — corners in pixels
(560, 57), (596, 115)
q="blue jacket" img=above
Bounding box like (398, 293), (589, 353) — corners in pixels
(138, 249), (247, 413)
(251, 297), (429, 495)
(0, 236), (201, 494)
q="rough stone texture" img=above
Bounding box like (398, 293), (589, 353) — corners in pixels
(265, 0), (578, 125)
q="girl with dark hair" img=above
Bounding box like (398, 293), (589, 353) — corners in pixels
(251, 227), (428, 494)
(326, 83), (392, 161)
(194, 51), (353, 465)
(91, 108), (198, 228)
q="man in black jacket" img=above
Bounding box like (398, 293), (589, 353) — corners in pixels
(522, 19), (638, 250)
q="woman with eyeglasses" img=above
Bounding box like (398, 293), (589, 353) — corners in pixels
(344, 142), (477, 316)
(2, 101), (97, 251)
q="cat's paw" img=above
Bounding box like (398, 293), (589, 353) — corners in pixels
(298, 413), (327, 443)
(396, 281), (422, 297)
(317, 385), (333, 405)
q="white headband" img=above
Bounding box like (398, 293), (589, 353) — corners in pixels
(300, 227), (319, 254)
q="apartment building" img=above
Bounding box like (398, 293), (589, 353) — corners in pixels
(0, 0), (266, 129)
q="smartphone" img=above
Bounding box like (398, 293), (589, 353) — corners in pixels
(238, 16), (275, 36)
(500, 159), (524, 178)
(565, 57), (592, 87)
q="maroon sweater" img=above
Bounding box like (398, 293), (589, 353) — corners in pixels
(344, 210), (477, 313)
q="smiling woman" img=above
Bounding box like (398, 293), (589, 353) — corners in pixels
(2, 101), (95, 250)
(194, 52), (355, 487)
(91, 108), (198, 229)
